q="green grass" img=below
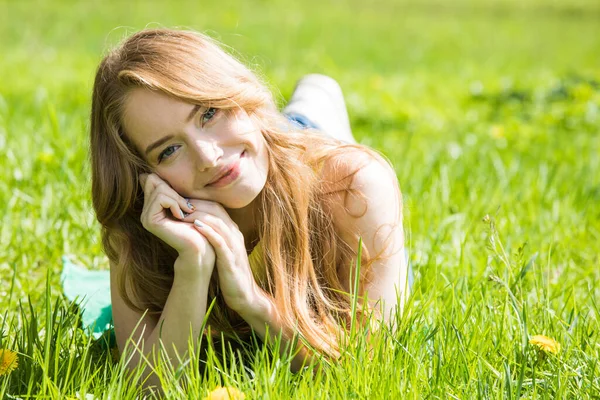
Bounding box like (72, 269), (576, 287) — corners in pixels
(1, 0), (599, 398)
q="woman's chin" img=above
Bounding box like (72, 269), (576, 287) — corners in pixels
(221, 188), (263, 210)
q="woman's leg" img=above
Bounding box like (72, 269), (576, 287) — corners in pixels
(283, 74), (357, 144)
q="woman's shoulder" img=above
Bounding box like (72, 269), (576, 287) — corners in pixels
(319, 146), (404, 286)
(319, 145), (402, 233)
(319, 145), (399, 201)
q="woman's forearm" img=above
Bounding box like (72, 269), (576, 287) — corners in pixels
(124, 266), (212, 391)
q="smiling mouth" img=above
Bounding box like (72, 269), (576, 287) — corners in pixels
(206, 151), (245, 188)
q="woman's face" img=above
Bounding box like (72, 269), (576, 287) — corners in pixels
(122, 88), (269, 209)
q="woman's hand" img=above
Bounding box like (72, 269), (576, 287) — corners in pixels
(183, 199), (267, 315)
(139, 173), (216, 276)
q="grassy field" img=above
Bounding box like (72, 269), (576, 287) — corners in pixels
(1, 0), (599, 398)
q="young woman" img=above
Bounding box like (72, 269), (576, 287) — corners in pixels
(90, 28), (410, 388)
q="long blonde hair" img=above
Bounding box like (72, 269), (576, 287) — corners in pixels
(90, 28), (399, 358)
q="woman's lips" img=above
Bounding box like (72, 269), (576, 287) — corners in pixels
(206, 151), (245, 188)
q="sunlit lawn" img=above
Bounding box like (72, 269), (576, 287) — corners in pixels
(0, 0), (599, 398)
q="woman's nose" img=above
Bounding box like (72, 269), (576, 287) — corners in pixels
(191, 140), (221, 171)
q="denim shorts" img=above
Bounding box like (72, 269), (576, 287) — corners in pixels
(284, 112), (320, 130)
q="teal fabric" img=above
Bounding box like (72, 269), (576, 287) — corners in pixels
(60, 257), (113, 339)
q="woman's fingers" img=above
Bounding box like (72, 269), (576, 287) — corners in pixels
(155, 193), (185, 220)
(135, 175), (217, 272)
(141, 193), (182, 231)
(185, 199), (238, 229)
(140, 173), (194, 215)
(192, 217), (256, 312)
(193, 219), (236, 265)
(186, 211), (241, 248)
(139, 174), (197, 241)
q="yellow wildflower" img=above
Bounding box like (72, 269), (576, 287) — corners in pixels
(573, 83), (593, 101)
(0, 349), (19, 375)
(529, 335), (560, 354)
(37, 151), (55, 164)
(203, 386), (246, 400)
(489, 124), (505, 139)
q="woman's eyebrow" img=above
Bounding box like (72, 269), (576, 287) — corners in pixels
(186, 104), (202, 122)
(145, 105), (201, 155)
(145, 135), (175, 155)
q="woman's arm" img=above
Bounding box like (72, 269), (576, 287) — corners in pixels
(112, 174), (217, 393)
(327, 152), (409, 323)
(111, 258), (212, 392)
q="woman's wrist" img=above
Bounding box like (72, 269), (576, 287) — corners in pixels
(173, 253), (214, 280)
(238, 290), (276, 327)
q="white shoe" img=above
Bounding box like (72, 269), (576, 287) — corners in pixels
(283, 74), (356, 144)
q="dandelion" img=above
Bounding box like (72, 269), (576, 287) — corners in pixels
(369, 74), (383, 90)
(529, 335), (560, 355)
(489, 124), (505, 139)
(37, 151), (55, 164)
(0, 349), (19, 375)
(573, 83), (593, 101)
(203, 386), (246, 400)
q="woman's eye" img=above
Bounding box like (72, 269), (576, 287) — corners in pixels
(201, 107), (218, 126)
(158, 145), (179, 163)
